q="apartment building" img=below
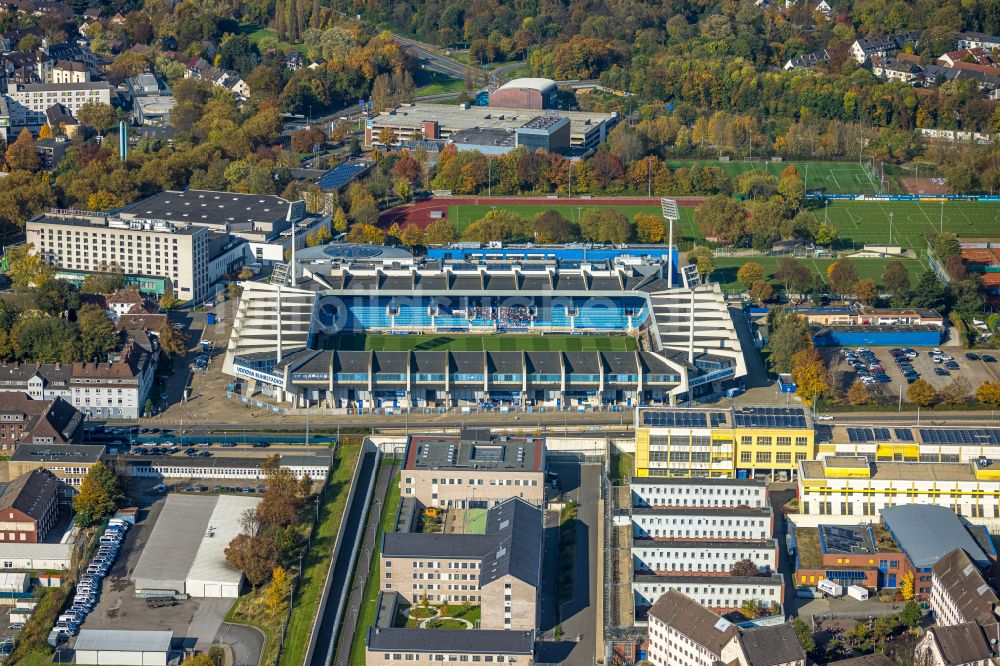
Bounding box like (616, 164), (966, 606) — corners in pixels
(0, 469), (60, 543)
(0, 80), (112, 138)
(645, 589), (805, 666)
(0, 342), (157, 420)
(400, 434), (545, 508)
(27, 211), (210, 302)
(632, 539), (777, 575)
(365, 627), (534, 665)
(380, 497), (542, 631)
(0, 394), (82, 451)
(635, 574), (785, 617)
(930, 548), (1000, 628)
(631, 476), (768, 509)
(631, 507), (773, 541)
(7, 443), (104, 495)
(793, 457), (1000, 527)
(634, 406), (814, 479)
(915, 622), (998, 666)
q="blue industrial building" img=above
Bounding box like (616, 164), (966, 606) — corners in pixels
(811, 325), (943, 347)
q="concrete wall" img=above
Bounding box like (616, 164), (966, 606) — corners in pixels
(481, 574), (536, 631)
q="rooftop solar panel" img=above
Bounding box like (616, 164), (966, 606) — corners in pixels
(873, 428), (890, 441)
(315, 162), (370, 190)
(894, 428), (914, 442)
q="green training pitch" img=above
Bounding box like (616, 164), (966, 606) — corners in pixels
(806, 200), (1000, 249)
(663, 160), (880, 195)
(335, 333), (638, 352)
(711, 256), (929, 294)
(446, 203), (702, 241)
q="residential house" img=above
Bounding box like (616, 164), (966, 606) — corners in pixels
(783, 49), (831, 70)
(0, 393), (83, 451)
(871, 56), (923, 84)
(0, 469), (60, 542)
(956, 32), (1000, 52)
(915, 622), (998, 666)
(850, 31), (921, 63)
(930, 548), (999, 627)
(35, 136), (68, 169)
(182, 56), (249, 99)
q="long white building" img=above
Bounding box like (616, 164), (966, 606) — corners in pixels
(1, 81), (112, 139)
(793, 456), (1000, 528)
(631, 507), (773, 541)
(632, 539), (777, 575)
(635, 574), (784, 615)
(631, 476), (769, 509)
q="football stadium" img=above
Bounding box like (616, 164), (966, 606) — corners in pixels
(222, 243), (748, 411)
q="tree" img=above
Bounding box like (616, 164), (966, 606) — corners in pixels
(264, 566), (290, 613)
(11, 315), (80, 362)
(848, 381), (872, 405)
(225, 533), (278, 587)
(694, 195), (747, 245)
(462, 210), (531, 243)
(739, 598), (763, 619)
(5, 128), (39, 172)
(793, 617), (816, 654)
(78, 303), (117, 361)
(37, 124), (53, 140)
(932, 232), (961, 262)
(159, 285), (178, 310)
(532, 210), (579, 244)
(899, 600), (921, 627)
(775, 258), (812, 299)
(791, 347), (828, 406)
(749, 280), (775, 304)
(76, 101), (118, 132)
(157, 320), (187, 357)
(81, 268), (126, 294)
(393, 178), (413, 202)
(730, 559), (758, 576)
(907, 379), (939, 407)
(827, 260), (860, 297)
(737, 262), (765, 291)
(940, 377), (970, 405)
(181, 655), (215, 666)
(977, 381), (1000, 407)
(73, 462), (124, 526)
(853, 278), (878, 306)
(345, 223), (386, 244)
(900, 571), (915, 601)
(814, 221), (839, 247)
(332, 208), (348, 233)
(687, 246), (715, 279)
(634, 213), (665, 243)
(424, 219), (458, 245)
(378, 127), (396, 147)
(579, 209), (632, 244)
(399, 224), (425, 250)
(909, 272), (948, 310)
(768, 314), (812, 373)
(34, 279), (80, 316)
(290, 126), (326, 154)
(881, 260), (910, 297)
(87, 190), (126, 212)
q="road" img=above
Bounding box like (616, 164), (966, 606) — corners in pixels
(215, 623), (265, 666)
(728, 306), (769, 389)
(767, 485), (797, 617)
(537, 462), (600, 665)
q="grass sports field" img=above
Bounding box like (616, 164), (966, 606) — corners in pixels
(335, 333), (638, 352)
(711, 256), (928, 294)
(447, 199), (1000, 250)
(664, 160), (880, 195)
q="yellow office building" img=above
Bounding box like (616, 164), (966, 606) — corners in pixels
(635, 406), (814, 479)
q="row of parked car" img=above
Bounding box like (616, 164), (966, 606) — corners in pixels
(887, 348), (924, 384)
(841, 348), (893, 387)
(55, 520), (130, 639)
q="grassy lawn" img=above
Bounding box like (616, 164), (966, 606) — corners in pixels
(610, 451), (634, 485)
(222, 444), (361, 666)
(663, 160), (880, 194)
(794, 527), (822, 569)
(347, 466), (402, 666)
(237, 23), (308, 54)
(557, 501), (579, 609)
(334, 333), (638, 352)
(414, 70), (467, 96)
(711, 256), (928, 295)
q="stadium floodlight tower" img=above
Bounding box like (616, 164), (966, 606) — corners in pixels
(660, 198), (680, 288)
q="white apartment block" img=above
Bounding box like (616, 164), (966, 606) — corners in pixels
(27, 211), (210, 302)
(631, 477), (768, 509)
(3, 82), (111, 138)
(632, 540), (777, 575)
(635, 574), (784, 614)
(631, 508), (773, 541)
(930, 548), (1000, 628)
(793, 457), (1000, 528)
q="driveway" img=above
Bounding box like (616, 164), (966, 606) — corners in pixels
(216, 622), (265, 666)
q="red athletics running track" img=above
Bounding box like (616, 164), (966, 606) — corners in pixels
(378, 196), (706, 229)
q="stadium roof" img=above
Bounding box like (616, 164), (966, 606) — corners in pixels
(75, 630), (172, 653)
(494, 77), (557, 92)
(881, 504), (990, 569)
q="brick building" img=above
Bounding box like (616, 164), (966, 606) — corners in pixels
(0, 469), (60, 542)
(0, 393), (82, 451)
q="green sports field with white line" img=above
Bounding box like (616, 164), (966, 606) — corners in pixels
(663, 160), (881, 194)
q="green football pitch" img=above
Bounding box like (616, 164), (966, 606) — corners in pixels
(711, 256), (929, 294)
(334, 333), (638, 352)
(663, 160), (881, 195)
(446, 199), (1000, 250)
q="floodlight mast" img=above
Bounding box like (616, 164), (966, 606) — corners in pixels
(661, 198), (680, 289)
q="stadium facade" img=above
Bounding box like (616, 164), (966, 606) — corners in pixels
(221, 247), (748, 410)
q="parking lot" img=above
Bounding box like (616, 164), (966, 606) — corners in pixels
(72, 489), (233, 653)
(823, 346), (1000, 402)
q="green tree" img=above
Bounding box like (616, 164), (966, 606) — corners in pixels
(81, 268), (126, 294)
(76, 101), (118, 132)
(693, 195), (747, 245)
(907, 379), (939, 406)
(792, 617), (816, 654)
(424, 219), (458, 245)
(73, 462), (124, 526)
(532, 210), (579, 244)
(768, 314), (812, 373)
(332, 208), (348, 233)
(909, 271), (948, 310)
(34, 279), (80, 316)
(181, 655), (215, 666)
(345, 223), (386, 244)
(827, 259), (860, 296)
(399, 224), (425, 250)
(157, 320), (187, 357)
(814, 221), (839, 247)
(899, 600), (921, 627)
(737, 262), (765, 291)
(687, 246), (715, 279)
(579, 208), (632, 244)
(462, 210), (531, 243)
(932, 232), (961, 262)
(775, 258), (812, 299)
(5, 244), (53, 287)
(78, 302), (118, 361)
(881, 260), (910, 297)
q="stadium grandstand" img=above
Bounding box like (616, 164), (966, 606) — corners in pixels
(222, 246), (748, 411)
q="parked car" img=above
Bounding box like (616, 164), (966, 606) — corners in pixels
(966, 352), (981, 360)
(935, 367), (950, 376)
(984, 355), (997, 363)
(945, 361), (960, 370)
